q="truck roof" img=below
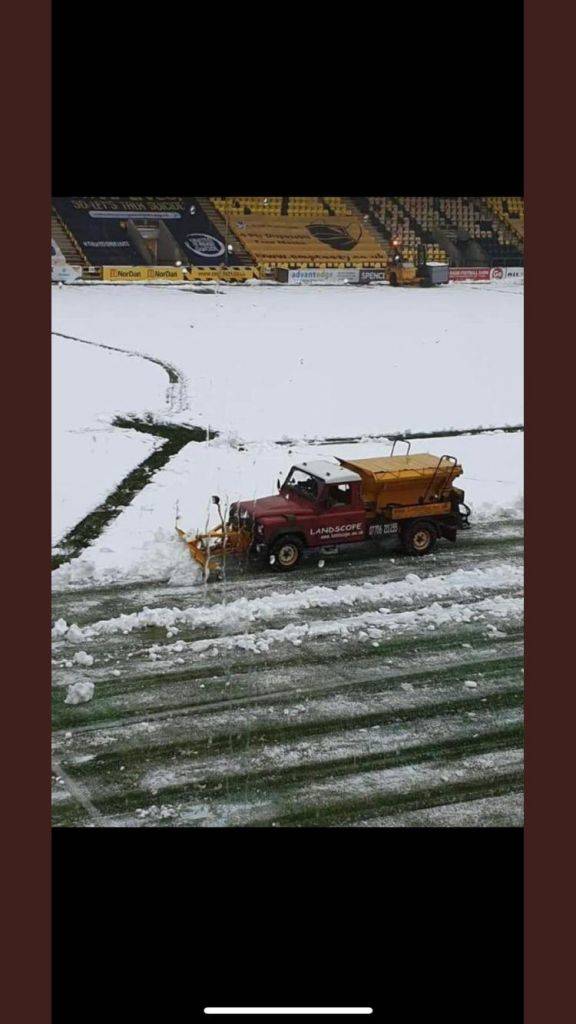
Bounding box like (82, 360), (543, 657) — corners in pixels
(338, 454), (463, 482)
(293, 460), (361, 484)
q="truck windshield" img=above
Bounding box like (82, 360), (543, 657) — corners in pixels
(283, 468), (319, 502)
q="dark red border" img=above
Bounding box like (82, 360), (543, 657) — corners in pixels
(4, 8), (535, 1023)
(525, 4), (574, 1023)
(4, 2), (51, 1022)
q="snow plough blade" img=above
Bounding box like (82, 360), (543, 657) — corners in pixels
(176, 523), (251, 576)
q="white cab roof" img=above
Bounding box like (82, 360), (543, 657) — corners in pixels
(293, 460), (361, 484)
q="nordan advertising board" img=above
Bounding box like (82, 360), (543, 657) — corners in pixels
(102, 266), (186, 282)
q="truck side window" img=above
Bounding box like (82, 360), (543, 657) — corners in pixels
(285, 469), (319, 501)
(327, 484), (351, 507)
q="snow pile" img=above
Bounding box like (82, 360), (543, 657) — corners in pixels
(64, 680), (95, 705)
(72, 651), (94, 667)
(51, 563), (523, 643)
(146, 593), (524, 658)
(135, 804), (178, 820)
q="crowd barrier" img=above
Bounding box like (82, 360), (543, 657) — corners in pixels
(66, 263), (523, 286)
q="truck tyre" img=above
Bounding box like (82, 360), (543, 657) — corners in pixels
(389, 272), (398, 287)
(270, 535), (303, 572)
(401, 521), (437, 556)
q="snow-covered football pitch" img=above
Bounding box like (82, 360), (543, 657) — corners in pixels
(51, 280), (524, 827)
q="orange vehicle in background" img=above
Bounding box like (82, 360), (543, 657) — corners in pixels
(386, 240), (450, 288)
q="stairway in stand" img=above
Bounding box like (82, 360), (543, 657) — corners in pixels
(195, 198), (254, 267)
(51, 210), (89, 267)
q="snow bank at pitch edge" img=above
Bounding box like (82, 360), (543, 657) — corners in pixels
(51, 430), (523, 591)
(139, 594), (524, 658)
(52, 563), (523, 643)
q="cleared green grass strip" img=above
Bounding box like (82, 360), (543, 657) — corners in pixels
(261, 770), (525, 829)
(62, 714), (523, 821)
(62, 679), (523, 782)
(52, 421), (216, 570)
(51, 631), (523, 731)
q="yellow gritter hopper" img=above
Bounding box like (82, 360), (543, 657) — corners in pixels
(337, 453), (463, 511)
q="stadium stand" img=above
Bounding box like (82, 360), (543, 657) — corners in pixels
(436, 198), (523, 262)
(359, 197), (449, 264)
(51, 209), (89, 267)
(52, 197), (245, 269)
(52, 197), (523, 275)
(359, 197), (524, 266)
(53, 199), (147, 266)
(212, 197), (357, 219)
(195, 198), (254, 266)
(485, 196), (524, 242)
(211, 197), (388, 270)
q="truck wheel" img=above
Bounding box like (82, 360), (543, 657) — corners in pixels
(270, 536), (303, 571)
(401, 521), (437, 556)
(389, 272), (398, 287)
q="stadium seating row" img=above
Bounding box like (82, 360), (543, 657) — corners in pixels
(223, 212), (389, 267)
(366, 196), (524, 263)
(366, 197), (448, 264)
(211, 197), (356, 219)
(485, 197), (525, 240)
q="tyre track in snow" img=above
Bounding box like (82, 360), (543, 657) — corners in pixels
(274, 424), (524, 447)
(52, 332), (214, 569)
(52, 517), (524, 828)
(52, 331), (189, 413)
(52, 516), (523, 616)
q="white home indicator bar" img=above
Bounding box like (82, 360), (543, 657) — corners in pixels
(204, 1011), (373, 1016)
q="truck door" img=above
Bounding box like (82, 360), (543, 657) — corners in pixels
(306, 482), (366, 547)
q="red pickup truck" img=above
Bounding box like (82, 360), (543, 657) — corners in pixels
(179, 453), (471, 576)
(227, 455), (471, 571)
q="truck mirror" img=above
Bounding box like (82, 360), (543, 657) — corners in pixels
(276, 478), (281, 491)
(211, 495), (220, 505)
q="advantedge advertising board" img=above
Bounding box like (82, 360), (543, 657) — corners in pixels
(286, 268), (361, 284)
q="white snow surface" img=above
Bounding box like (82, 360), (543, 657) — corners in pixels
(52, 336), (164, 542)
(52, 283), (523, 587)
(52, 430), (523, 590)
(52, 282), (523, 441)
